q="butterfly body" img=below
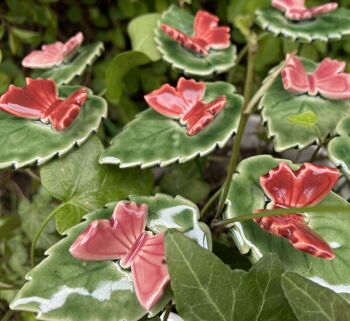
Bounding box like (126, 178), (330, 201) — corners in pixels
(255, 162), (340, 259)
(22, 32), (83, 69)
(272, 0), (338, 20)
(0, 78), (88, 131)
(160, 10), (230, 56)
(281, 54), (350, 100)
(144, 77), (227, 135)
(69, 201), (170, 311)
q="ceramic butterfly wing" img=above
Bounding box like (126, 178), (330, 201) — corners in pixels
(22, 32), (83, 69)
(131, 233), (170, 310)
(255, 162), (340, 259)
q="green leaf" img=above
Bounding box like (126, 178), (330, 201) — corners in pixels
(256, 8), (350, 42)
(11, 28), (40, 45)
(226, 155), (350, 299)
(106, 51), (151, 104)
(165, 230), (296, 321)
(18, 187), (59, 249)
(260, 58), (350, 151)
(282, 272), (350, 321)
(11, 195), (211, 321)
(33, 42), (104, 85)
(155, 5), (236, 77)
(128, 13), (161, 61)
(0, 86), (107, 169)
(159, 161), (210, 204)
(100, 82), (243, 168)
(328, 116), (350, 180)
(40, 136), (154, 234)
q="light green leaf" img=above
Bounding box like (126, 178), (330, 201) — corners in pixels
(40, 136), (154, 234)
(34, 42), (104, 85)
(100, 82), (243, 168)
(0, 86), (107, 169)
(11, 195), (211, 321)
(287, 111), (318, 127)
(226, 155), (350, 299)
(282, 272), (350, 321)
(165, 230), (296, 321)
(106, 51), (151, 104)
(128, 13), (161, 61)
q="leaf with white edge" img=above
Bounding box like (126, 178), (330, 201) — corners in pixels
(128, 13), (161, 61)
(256, 7), (350, 42)
(282, 272), (350, 321)
(155, 5), (237, 77)
(40, 137), (154, 234)
(165, 230), (297, 321)
(100, 82), (243, 168)
(225, 155), (350, 299)
(260, 58), (350, 152)
(33, 42), (104, 85)
(328, 116), (350, 180)
(106, 51), (151, 104)
(0, 86), (107, 169)
(10, 195), (211, 321)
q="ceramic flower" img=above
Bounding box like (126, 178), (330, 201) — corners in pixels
(0, 78), (88, 131)
(272, 0), (338, 20)
(70, 201), (170, 311)
(160, 10), (230, 56)
(144, 77), (227, 136)
(281, 54), (350, 100)
(254, 162), (340, 259)
(22, 32), (83, 69)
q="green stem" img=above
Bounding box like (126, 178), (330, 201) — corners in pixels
(310, 145), (322, 163)
(0, 309), (13, 321)
(162, 304), (173, 321)
(200, 187), (222, 219)
(211, 205), (350, 228)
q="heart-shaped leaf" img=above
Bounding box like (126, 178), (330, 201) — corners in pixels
(100, 82), (243, 168)
(128, 13), (161, 61)
(0, 86), (107, 169)
(256, 8), (350, 42)
(40, 137), (154, 234)
(225, 155), (350, 298)
(260, 58), (350, 152)
(155, 5), (236, 77)
(33, 42), (104, 85)
(282, 272), (350, 321)
(10, 194), (211, 321)
(328, 116), (350, 180)
(165, 230), (297, 321)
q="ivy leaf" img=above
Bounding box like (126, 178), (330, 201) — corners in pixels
(11, 195), (211, 321)
(34, 42), (104, 85)
(106, 51), (151, 104)
(40, 136), (154, 234)
(128, 13), (161, 61)
(101, 82), (243, 168)
(226, 155), (350, 298)
(165, 230), (297, 321)
(282, 272), (350, 321)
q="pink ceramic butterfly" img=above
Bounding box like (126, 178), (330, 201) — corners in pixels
(70, 201), (170, 311)
(160, 10), (230, 55)
(22, 32), (83, 69)
(144, 77), (227, 136)
(281, 54), (350, 100)
(254, 162), (340, 259)
(0, 78), (88, 131)
(272, 0), (338, 20)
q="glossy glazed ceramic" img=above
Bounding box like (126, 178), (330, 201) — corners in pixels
(0, 78), (88, 131)
(160, 10), (230, 56)
(282, 54), (350, 100)
(70, 201), (170, 311)
(272, 0), (337, 20)
(22, 32), (83, 69)
(144, 77), (227, 136)
(255, 162), (339, 259)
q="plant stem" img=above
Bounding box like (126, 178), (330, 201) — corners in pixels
(211, 204), (350, 228)
(24, 169), (41, 182)
(162, 304), (173, 321)
(0, 309), (13, 321)
(200, 187), (222, 219)
(310, 145), (322, 163)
